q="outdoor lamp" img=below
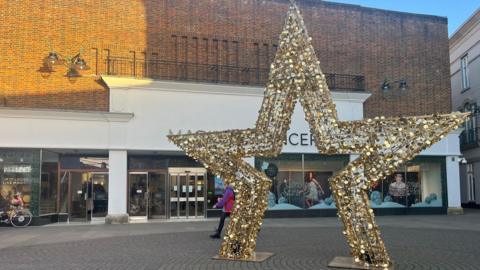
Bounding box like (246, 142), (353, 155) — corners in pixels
(381, 78), (408, 92)
(41, 50), (89, 77)
(399, 79), (407, 91)
(381, 80), (391, 91)
(45, 51), (60, 66)
(73, 57), (90, 70)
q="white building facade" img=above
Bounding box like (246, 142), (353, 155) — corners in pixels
(0, 77), (464, 225)
(450, 8), (480, 209)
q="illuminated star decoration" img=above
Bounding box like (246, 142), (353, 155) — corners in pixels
(168, 1), (469, 268)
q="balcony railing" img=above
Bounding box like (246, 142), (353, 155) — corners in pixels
(460, 128), (479, 150)
(105, 57), (366, 92)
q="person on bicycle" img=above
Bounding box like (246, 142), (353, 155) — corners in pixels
(11, 193), (24, 208)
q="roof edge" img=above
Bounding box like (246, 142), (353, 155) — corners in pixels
(273, 0), (448, 23)
(450, 8), (480, 44)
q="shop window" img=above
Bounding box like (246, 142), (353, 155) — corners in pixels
(0, 149), (41, 216)
(369, 158), (445, 208)
(40, 150), (59, 214)
(208, 155), (445, 211)
(255, 154), (348, 210)
(59, 171), (69, 214)
(207, 173), (225, 209)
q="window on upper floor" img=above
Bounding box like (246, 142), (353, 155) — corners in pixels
(461, 55), (470, 90)
(462, 103), (477, 145)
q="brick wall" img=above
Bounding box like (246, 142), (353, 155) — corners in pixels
(0, 0), (451, 117)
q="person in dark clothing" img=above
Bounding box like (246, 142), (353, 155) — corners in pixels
(210, 185), (235, 239)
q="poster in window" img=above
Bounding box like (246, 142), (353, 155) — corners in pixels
(214, 176), (224, 195)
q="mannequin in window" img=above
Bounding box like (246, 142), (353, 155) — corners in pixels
(300, 172), (324, 207)
(278, 178), (289, 202)
(388, 173), (407, 205)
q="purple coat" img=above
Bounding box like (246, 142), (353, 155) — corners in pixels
(215, 186), (235, 213)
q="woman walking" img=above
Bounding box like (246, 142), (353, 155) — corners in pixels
(210, 185), (235, 239)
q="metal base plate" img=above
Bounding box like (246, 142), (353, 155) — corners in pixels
(212, 252), (274, 262)
(328, 257), (394, 270)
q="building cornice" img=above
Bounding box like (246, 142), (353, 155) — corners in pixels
(277, 0), (448, 23)
(450, 8), (480, 46)
(0, 107), (133, 122)
(103, 76), (371, 103)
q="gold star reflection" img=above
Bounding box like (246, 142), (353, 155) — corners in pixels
(168, 2), (469, 268)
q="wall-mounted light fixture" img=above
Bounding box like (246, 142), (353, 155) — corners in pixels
(41, 50), (90, 78)
(381, 77), (408, 92)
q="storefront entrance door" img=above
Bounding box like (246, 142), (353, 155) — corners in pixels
(62, 172), (109, 222)
(148, 173), (167, 218)
(128, 173), (148, 221)
(128, 172), (167, 222)
(168, 168), (206, 219)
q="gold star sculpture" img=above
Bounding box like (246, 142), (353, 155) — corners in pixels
(168, 1), (469, 268)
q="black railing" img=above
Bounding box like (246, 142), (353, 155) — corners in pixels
(105, 57), (366, 92)
(460, 128), (479, 150)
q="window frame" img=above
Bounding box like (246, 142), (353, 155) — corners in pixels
(466, 163), (476, 202)
(460, 54), (470, 91)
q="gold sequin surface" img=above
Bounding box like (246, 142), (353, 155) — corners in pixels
(168, 2), (469, 268)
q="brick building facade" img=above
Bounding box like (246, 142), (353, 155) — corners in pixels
(1, 0), (451, 117)
(0, 1), (464, 225)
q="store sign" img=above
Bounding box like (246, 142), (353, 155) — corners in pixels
(284, 132), (315, 146)
(3, 165), (32, 173)
(1, 178), (29, 185)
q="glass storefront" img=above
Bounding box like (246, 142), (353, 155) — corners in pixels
(128, 156), (205, 219)
(207, 174), (225, 209)
(254, 154), (349, 210)
(169, 168), (206, 218)
(59, 156), (109, 222)
(369, 157), (446, 208)
(128, 172), (168, 219)
(40, 150), (59, 214)
(0, 149), (451, 225)
(0, 149), (72, 222)
(0, 149), (41, 216)
(250, 154), (446, 211)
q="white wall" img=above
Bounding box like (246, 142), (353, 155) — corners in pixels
(0, 109), (132, 150)
(446, 156), (462, 208)
(450, 11), (480, 110)
(108, 150), (128, 215)
(0, 77), (461, 158)
(450, 10), (480, 207)
(107, 77), (370, 152)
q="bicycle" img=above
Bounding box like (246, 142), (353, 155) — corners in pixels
(0, 207), (33, 227)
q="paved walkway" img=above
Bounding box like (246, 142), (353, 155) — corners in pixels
(1, 210), (480, 269)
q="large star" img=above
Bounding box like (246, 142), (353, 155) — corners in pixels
(168, 2), (469, 268)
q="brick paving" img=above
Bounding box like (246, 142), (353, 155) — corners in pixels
(1, 211), (480, 270)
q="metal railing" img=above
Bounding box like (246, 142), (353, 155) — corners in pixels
(105, 57), (366, 92)
(460, 128), (479, 149)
